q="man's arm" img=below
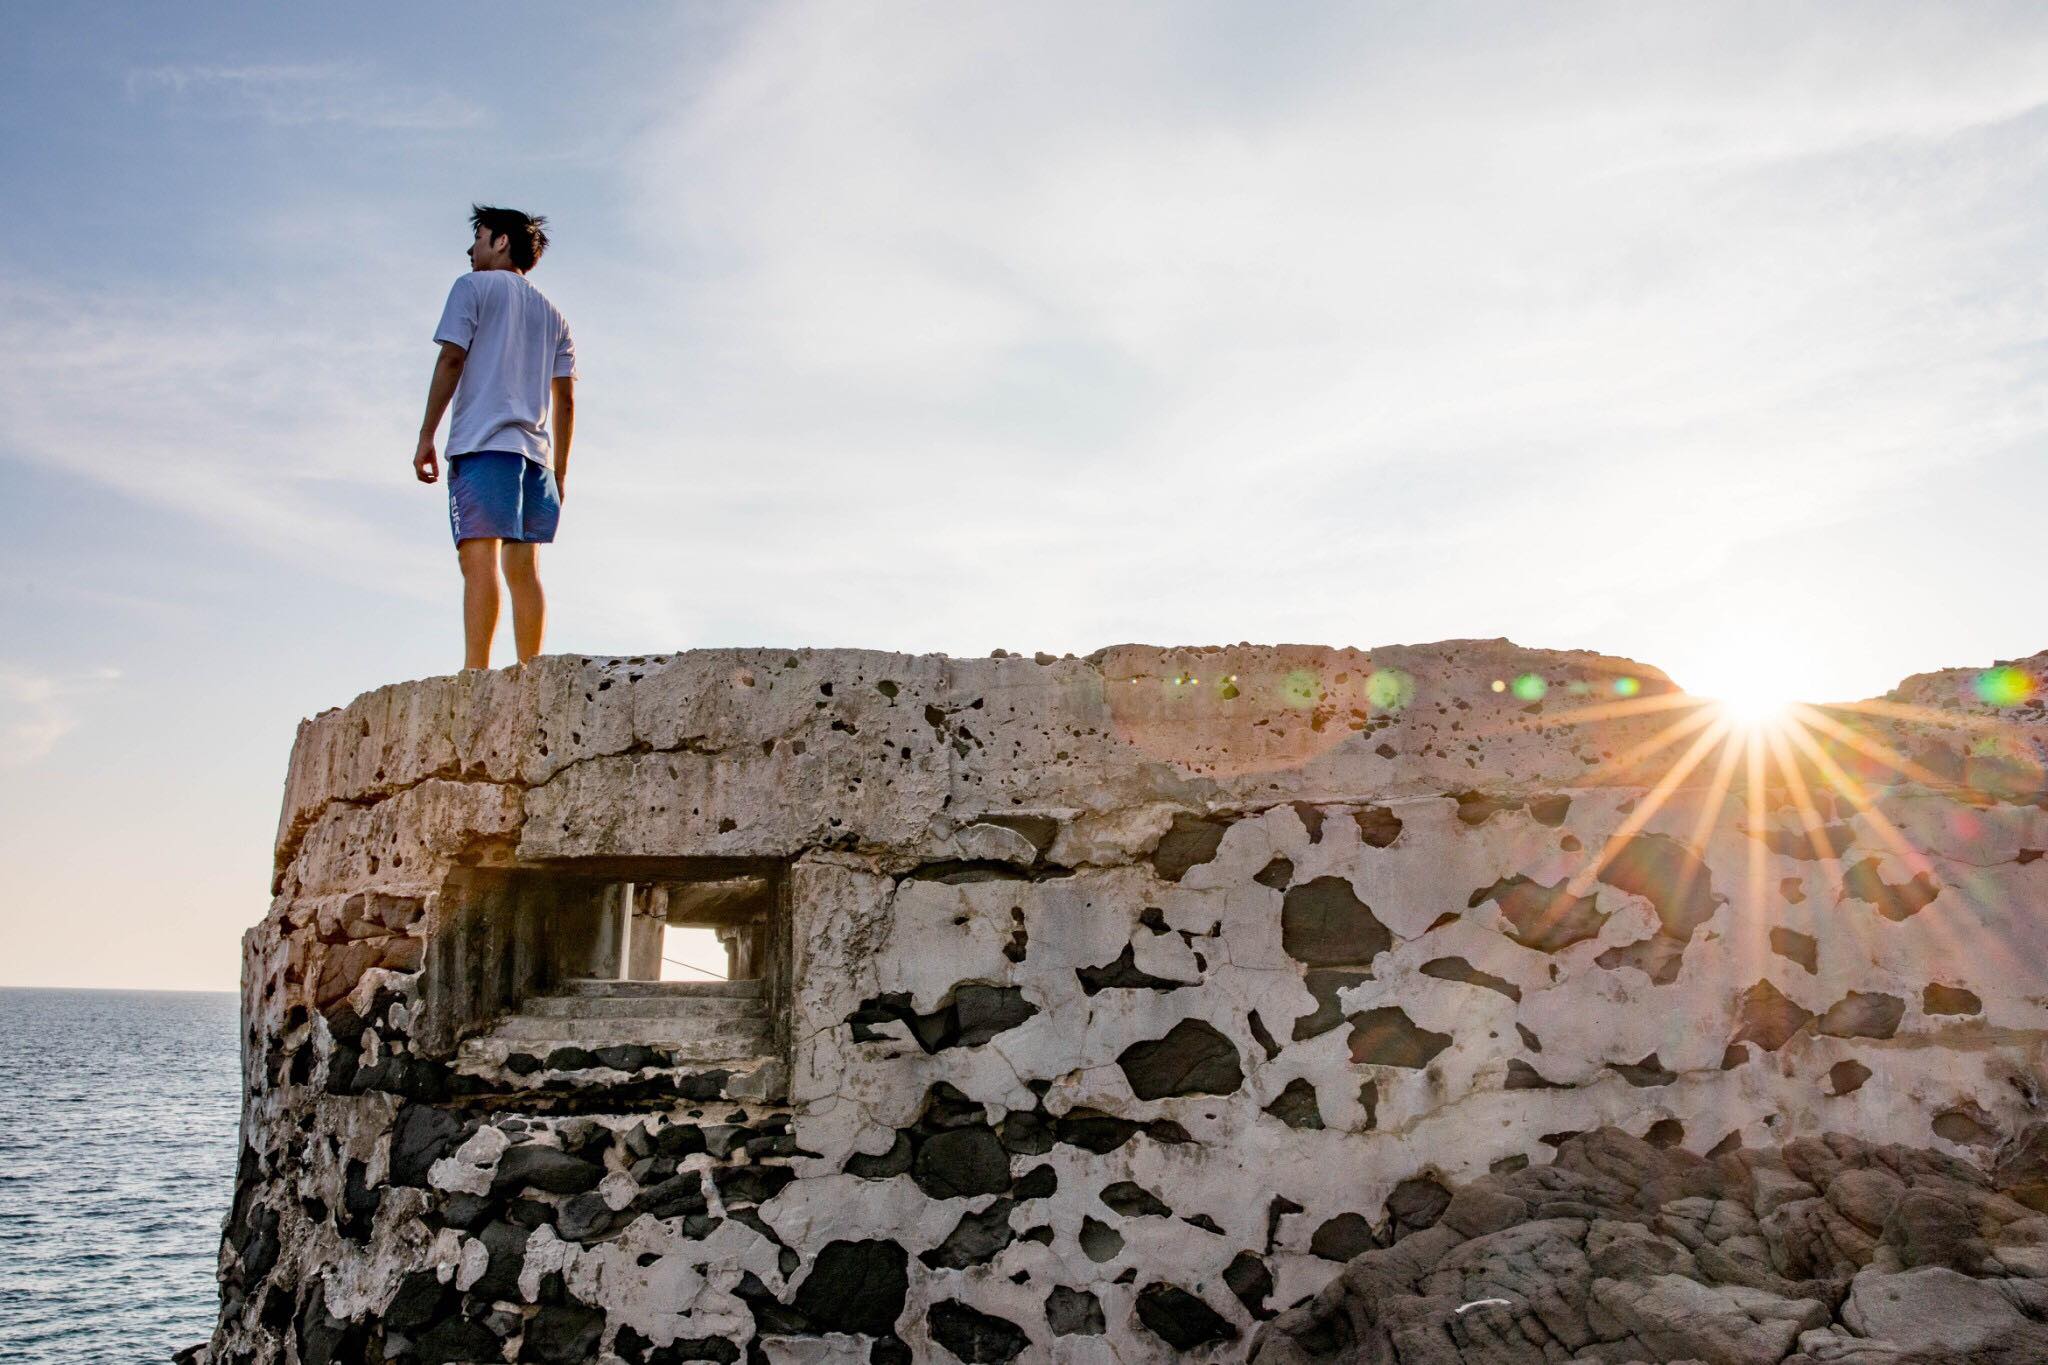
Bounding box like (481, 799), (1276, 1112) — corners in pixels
(550, 375), (575, 497)
(413, 342), (468, 483)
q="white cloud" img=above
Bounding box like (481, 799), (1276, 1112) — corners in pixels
(126, 62), (485, 130)
(0, 666), (118, 766)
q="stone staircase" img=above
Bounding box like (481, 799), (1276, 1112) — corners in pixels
(458, 978), (776, 1074)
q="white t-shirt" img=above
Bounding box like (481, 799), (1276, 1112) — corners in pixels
(433, 270), (577, 463)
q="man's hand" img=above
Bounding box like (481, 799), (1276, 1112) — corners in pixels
(414, 434), (440, 484)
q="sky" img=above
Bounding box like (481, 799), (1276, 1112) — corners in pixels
(4, 2), (2045, 990)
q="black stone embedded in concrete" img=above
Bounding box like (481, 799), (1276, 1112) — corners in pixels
(1152, 812), (1231, 881)
(491, 1144), (606, 1196)
(1224, 1249), (1275, 1318)
(1843, 857), (1941, 921)
(522, 1300), (606, 1364)
(1818, 990), (1905, 1040)
(1134, 1282), (1239, 1349)
(1527, 794), (1571, 827)
(846, 985), (1038, 1052)
(1291, 968), (1371, 1041)
(1080, 1216), (1124, 1262)
(389, 1104), (473, 1187)
(1595, 934), (1689, 986)
(1254, 856), (1295, 890)
(470, 1220), (530, 1301)
(790, 1239), (909, 1335)
(1505, 1059), (1567, 1090)
(1420, 956), (1522, 1002)
(913, 1127), (1013, 1200)
(1075, 944), (1187, 995)
(557, 1190), (632, 1242)
(926, 1300), (1030, 1364)
(1045, 1285), (1106, 1335)
(1732, 979), (1814, 1052)
(615, 1326), (740, 1363)
(714, 1164), (796, 1206)
(1117, 1018), (1244, 1099)
(1247, 1009), (1281, 1059)
(1281, 876), (1391, 967)
(1754, 822), (1856, 859)
(413, 1316), (503, 1365)
(1353, 804), (1404, 847)
(1596, 834), (1720, 941)
(1263, 1078), (1325, 1130)
(920, 1200), (1017, 1269)
(1769, 927), (1819, 973)
(1310, 1212), (1378, 1260)
(1347, 1006), (1452, 1069)
(1829, 1059), (1873, 1096)
(635, 1171), (707, 1220)
(1453, 791), (1523, 825)
(1100, 1181), (1172, 1217)
(1609, 1053), (1676, 1087)
(1924, 983), (1983, 1016)
(1516, 1022), (1542, 1053)
(1469, 875), (1608, 953)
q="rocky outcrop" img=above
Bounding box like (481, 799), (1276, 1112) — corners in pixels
(200, 642), (2048, 1363)
(1251, 1125), (2048, 1364)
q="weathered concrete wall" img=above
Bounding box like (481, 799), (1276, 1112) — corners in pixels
(205, 641), (2048, 1363)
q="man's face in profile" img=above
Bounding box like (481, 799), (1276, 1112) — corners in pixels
(468, 225), (511, 271)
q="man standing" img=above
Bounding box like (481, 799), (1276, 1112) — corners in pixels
(413, 205), (577, 670)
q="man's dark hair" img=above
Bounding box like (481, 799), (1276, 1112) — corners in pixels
(470, 204), (550, 271)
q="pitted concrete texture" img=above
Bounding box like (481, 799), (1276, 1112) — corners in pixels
(202, 641), (2048, 1364)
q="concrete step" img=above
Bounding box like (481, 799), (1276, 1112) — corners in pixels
(522, 993), (768, 1021)
(482, 1014), (774, 1052)
(555, 978), (762, 999)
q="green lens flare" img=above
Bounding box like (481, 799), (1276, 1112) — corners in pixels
(1511, 673), (1548, 702)
(1975, 667), (2034, 706)
(1613, 677), (1641, 698)
(1365, 669), (1415, 711)
(1280, 669), (1321, 708)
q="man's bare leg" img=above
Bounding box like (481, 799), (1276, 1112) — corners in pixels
(458, 537), (502, 670)
(502, 541), (546, 663)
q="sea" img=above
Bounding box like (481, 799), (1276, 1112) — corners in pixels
(0, 988), (240, 1364)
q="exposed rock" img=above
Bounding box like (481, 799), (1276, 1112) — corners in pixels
(1472, 874), (1608, 952)
(1117, 1018), (1243, 1099)
(1420, 956), (1522, 1002)
(1770, 927), (1819, 973)
(1281, 877), (1392, 966)
(1135, 1282), (1239, 1349)
(790, 1239), (909, 1335)
(1291, 968), (1371, 1041)
(1818, 991), (1905, 1040)
(1348, 1007), (1453, 1069)
(1152, 813), (1231, 881)
(1250, 1126), (2048, 1363)
(1925, 982), (1984, 1016)
(1044, 1285), (1105, 1335)
(1733, 979), (1814, 1052)
(1264, 1077), (1325, 1130)
(926, 1299), (1030, 1363)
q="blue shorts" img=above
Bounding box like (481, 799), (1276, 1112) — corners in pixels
(448, 451), (560, 547)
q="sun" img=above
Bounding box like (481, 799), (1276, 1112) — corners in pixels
(1709, 682), (1795, 731)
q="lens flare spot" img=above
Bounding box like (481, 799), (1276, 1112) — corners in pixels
(1366, 669), (1416, 711)
(1280, 670), (1321, 709)
(1490, 679), (1506, 693)
(1613, 677), (1641, 698)
(1511, 674), (1548, 702)
(1975, 667), (2035, 707)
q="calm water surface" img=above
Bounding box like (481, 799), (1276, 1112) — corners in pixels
(0, 988), (239, 1364)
